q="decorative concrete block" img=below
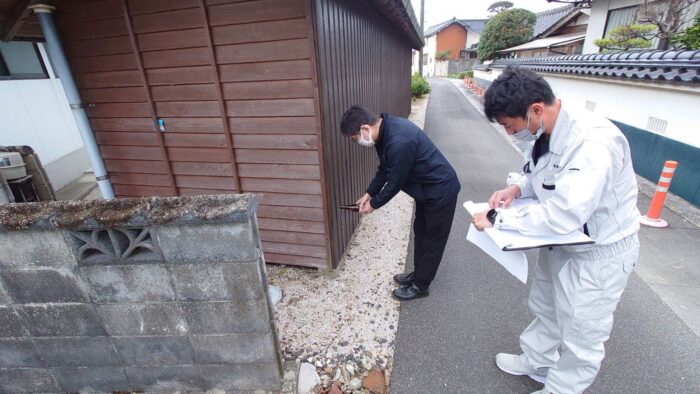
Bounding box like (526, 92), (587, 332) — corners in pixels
(180, 299), (270, 334)
(190, 333), (276, 364)
(0, 368), (60, 393)
(200, 364), (281, 391)
(33, 337), (120, 367)
(125, 366), (206, 391)
(0, 281), (10, 304)
(0, 230), (76, 269)
(169, 261), (264, 301)
(0, 306), (28, 337)
(80, 264), (175, 303)
(51, 367), (130, 392)
(0, 268), (89, 304)
(67, 227), (163, 266)
(157, 222), (256, 264)
(18, 304), (107, 337)
(97, 303), (188, 336)
(0, 339), (43, 368)
(113, 336), (194, 366)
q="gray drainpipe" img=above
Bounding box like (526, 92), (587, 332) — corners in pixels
(29, 4), (115, 199)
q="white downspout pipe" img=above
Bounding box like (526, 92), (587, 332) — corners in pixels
(29, 4), (115, 199)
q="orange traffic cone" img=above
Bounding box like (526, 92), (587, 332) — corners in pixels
(640, 160), (678, 228)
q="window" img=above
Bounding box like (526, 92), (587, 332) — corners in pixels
(459, 49), (468, 59)
(603, 5), (638, 38)
(603, 2), (670, 49)
(422, 53), (428, 65)
(0, 41), (48, 80)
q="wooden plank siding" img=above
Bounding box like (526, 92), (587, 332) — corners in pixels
(54, 0), (331, 268)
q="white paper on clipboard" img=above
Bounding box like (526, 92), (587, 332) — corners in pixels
(466, 223), (528, 283)
(463, 200), (594, 251)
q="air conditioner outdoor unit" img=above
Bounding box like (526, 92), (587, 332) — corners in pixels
(0, 152), (27, 180)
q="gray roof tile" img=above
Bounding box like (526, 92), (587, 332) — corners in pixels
(424, 18), (488, 37)
(534, 5), (577, 37)
(426, 6), (573, 40)
(489, 50), (700, 83)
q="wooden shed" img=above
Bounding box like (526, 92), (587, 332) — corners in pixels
(2, 0), (422, 269)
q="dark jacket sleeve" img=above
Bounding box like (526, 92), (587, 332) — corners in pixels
(366, 160), (387, 197)
(369, 140), (416, 209)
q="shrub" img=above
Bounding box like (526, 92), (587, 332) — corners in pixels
(595, 24), (655, 51)
(411, 73), (431, 97)
(436, 49), (452, 61)
(673, 14), (700, 50)
(457, 70), (474, 79)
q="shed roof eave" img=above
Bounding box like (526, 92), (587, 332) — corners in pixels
(369, 0), (424, 49)
(498, 33), (585, 52)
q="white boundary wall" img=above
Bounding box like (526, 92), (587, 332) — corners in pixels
(474, 68), (700, 148)
(0, 43), (89, 190)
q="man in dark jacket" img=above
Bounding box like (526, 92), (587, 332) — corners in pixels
(340, 105), (461, 301)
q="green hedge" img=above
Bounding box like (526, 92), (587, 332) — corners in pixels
(411, 73), (431, 97)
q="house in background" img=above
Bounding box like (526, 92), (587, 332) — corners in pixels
(499, 5), (589, 58)
(0, 0), (422, 270)
(583, 0), (700, 53)
(0, 4), (90, 191)
(413, 17), (486, 76)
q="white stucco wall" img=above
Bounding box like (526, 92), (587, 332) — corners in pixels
(474, 68), (498, 82)
(0, 43), (89, 190)
(474, 67), (700, 149)
(434, 61), (449, 77)
(424, 35), (437, 76)
(545, 74), (700, 148)
(466, 29), (480, 49)
(412, 50), (420, 75)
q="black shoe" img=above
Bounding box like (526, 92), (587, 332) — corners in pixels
(393, 271), (415, 286)
(392, 284), (429, 301)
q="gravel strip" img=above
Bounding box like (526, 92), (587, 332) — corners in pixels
(267, 97), (428, 393)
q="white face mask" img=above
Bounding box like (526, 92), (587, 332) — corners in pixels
(512, 109), (545, 142)
(357, 127), (375, 148)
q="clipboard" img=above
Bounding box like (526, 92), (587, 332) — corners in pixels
(464, 200), (595, 251)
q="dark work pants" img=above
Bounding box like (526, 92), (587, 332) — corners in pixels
(412, 196), (458, 290)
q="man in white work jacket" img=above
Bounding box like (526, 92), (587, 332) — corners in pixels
(472, 67), (640, 394)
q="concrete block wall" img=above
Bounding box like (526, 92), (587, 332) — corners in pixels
(0, 194), (282, 393)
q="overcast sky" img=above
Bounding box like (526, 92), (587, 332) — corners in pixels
(409, 0), (568, 27)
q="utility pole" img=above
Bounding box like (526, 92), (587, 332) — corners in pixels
(418, 0), (425, 76)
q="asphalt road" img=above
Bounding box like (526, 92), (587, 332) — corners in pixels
(390, 77), (700, 394)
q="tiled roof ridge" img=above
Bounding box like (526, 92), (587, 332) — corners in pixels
(493, 50), (700, 65)
(424, 17), (457, 37)
(488, 50), (700, 83)
(425, 17), (488, 37)
(426, 17), (456, 30)
(533, 4), (579, 38)
(536, 4), (576, 17)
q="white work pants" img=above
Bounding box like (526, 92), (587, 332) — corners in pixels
(520, 235), (639, 394)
